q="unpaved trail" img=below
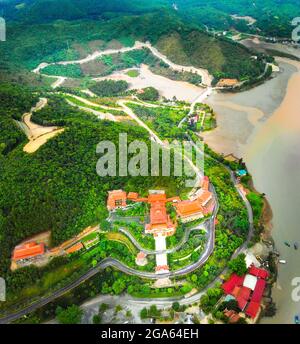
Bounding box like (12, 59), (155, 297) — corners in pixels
(33, 41), (213, 89)
(66, 99), (117, 122)
(141, 42), (212, 86)
(117, 99), (164, 145)
(21, 98), (65, 153)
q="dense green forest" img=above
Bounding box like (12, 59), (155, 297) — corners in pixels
(0, 8), (267, 82)
(2, 0), (298, 37)
(0, 83), (38, 154)
(0, 88), (188, 277)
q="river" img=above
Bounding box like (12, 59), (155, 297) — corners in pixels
(202, 57), (300, 324)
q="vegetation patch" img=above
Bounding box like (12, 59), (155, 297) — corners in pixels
(89, 80), (129, 97)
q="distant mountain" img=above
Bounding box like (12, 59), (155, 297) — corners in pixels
(2, 0), (298, 37)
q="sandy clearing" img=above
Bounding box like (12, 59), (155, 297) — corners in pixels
(22, 98), (65, 153)
(23, 129), (65, 153)
(93, 64), (205, 102)
(33, 40), (213, 89)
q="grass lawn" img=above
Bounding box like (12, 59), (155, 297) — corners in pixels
(105, 232), (138, 255)
(126, 70), (139, 78)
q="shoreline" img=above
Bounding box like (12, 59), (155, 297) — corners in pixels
(200, 55), (300, 323)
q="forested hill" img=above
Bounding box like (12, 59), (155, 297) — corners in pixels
(2, 0), (299, 37)
(0, 10), (266, 83)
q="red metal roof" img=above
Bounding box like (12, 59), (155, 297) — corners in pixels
(249, 265), (269, 279)
(222, 274), (245, 294)
(13, 241), (45, 260)
(251, 279), (266, 303)
(239, 286), (252, 301)
(246, 301), (260, 318)
(237, 296), (248, 311)
(66, 242), (83, 254)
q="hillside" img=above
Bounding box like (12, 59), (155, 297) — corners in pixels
(0, 87), (188, 276)
(156, 31), (266, 81)
(2, 0), (298, 37)
(0, 11), (266, 82)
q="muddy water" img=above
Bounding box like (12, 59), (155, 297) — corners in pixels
(204, 59), (300, 323)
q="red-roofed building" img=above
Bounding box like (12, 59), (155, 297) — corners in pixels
(127, 192), (139, 201)
(245, 301), (261, 319)
(237, 296), (248, 311)
(107, 190), (127, 210)
(202, 176), (210, 191)
(249, 265), (269, 280)
(251, 279), (266, 303)
(231, 286), (241, 298)
(174, 176), (213, 222)
(12, 241), (45, 261)
(145, 192), (176, 236)
(222, 274), (245, 294)
(66, 242), (83, 254)
(174, 199), (204, 223)
(155, 265), (169, 273)
(239, 286), (252, 301)
(224, 309), (241, 324)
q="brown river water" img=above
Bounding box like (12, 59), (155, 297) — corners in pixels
(203, 58), (300, 323)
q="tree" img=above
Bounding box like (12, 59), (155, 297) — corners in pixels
(90, 80), (129, 97)
(172, 302), (180, 312)
(228, 254), (248, 276)
(137, 87), (159, 101)
(115, 305), (123, 313)
(140, 307), (148, 319)
(99, 303), (109, 313)
(56, 305), (83, 324)
(92, 314), (102, 324)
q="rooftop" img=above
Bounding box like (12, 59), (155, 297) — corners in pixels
(66, 242), (83, 254)
(243, 274), (258, 291)
(13, 241), (45, 261)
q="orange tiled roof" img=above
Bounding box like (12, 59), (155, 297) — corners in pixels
(137, 251), (146, 259)
(148, 193), (167, 203)
(155, 265), (169, 272)
(108, 190), (127, 199)
(217, 78), (239, 87)
(66, 242), (83, 254)
(127, 192), (139, 200)
(166, 196), (181, 202)
(13, 241), (45, 260)
(107, 190), (127, 209)
(197, 190), (212, 205)
(150, 202), (168, 225)
(175, 200), (204, 217)
(202, 176), (210, 191)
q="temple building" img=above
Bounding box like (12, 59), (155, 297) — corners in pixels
(174, 199), (205, 223)
(174, 176), (214, 223)
(107, 190), (127, 210)
(145, 191), (177, 237)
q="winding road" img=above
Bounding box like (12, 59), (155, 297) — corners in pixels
(0, 42), (254, 323)
(33, 41), (213, 88)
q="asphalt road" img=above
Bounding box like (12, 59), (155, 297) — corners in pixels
(0, 96), (253, 325)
